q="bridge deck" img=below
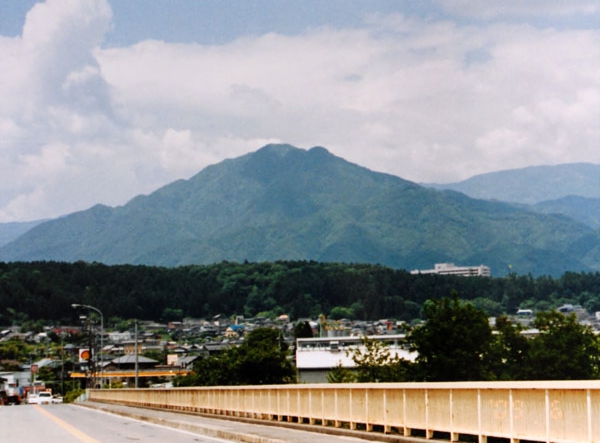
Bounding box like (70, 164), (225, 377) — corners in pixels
(79, 400), (426, 443)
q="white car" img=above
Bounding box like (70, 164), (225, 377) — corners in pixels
(27, 392), (62, 405)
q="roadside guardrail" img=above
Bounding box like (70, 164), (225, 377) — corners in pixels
(89, 380), (600, 443)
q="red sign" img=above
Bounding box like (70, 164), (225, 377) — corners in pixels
(31, 364), (38, 374)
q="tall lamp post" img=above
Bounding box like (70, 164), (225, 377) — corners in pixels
(60, 332), (66, 395)
(72, 304), (104, 389)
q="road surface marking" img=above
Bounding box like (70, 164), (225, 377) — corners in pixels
(34, 405), (103, 443)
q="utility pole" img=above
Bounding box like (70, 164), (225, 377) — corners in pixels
(134, 320), (139, 389)
(60, 332), (65, 395)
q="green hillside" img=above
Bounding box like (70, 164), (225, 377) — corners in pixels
(531, 196), (600, 229)
(1, 144), (600, 276)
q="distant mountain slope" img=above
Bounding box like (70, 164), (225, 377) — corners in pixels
(0, 220), (46, 247)
(428, 163), (600, 204)
(530, 196), (600, 229)
(2, 144), (600, 276)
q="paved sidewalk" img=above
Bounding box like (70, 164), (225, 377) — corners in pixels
(78, 401), (433, 443)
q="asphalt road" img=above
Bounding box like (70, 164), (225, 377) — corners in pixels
(0, 404), (235, 443)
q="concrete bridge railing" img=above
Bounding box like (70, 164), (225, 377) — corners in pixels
(88, 380), (600, 443)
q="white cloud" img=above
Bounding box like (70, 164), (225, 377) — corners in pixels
(19, 0), (112, 113)
(0, 0), (598, 221)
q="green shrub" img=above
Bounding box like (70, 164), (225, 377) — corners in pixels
(63, 388), (85, 403)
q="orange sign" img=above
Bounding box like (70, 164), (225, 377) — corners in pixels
(79, 349), (90, 362)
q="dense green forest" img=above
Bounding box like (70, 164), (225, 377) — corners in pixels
(2, 260), (600, 325)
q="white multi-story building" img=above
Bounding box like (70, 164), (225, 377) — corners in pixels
(295, 335), (416, 383)
(411, 262), (491, 277)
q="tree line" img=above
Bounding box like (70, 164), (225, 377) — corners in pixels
(2, 260), (600, 327)
(406, 294), (600, 381)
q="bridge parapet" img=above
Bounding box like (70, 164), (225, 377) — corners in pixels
(89, 381), (600, 443)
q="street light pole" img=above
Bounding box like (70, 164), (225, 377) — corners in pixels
(72, 304), (104, 389)
(60, 332), (65, 395)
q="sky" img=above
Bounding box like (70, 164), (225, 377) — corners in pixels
(0, 1), (598, 222)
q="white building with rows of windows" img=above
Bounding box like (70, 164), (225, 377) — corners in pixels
(410, 262), (490, 277)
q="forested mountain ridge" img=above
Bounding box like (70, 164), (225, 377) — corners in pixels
(530, 196), (600, 229)
(2, 144), (600, 276)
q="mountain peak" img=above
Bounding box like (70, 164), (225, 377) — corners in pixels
(308, 145), (330, 154)
(256, 143), (299, 156)
(254, 144), (333, 159)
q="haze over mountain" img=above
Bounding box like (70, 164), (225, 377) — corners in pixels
(530, 197), (600, 230)
(427, 163), (600, 205)
(427, 163), (600, 228)
(1, 144), (600, 277)
(0, 220), (46, 248)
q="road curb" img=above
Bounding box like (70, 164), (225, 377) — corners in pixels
(77, 401), (288, 443)
(77, 401), (443, 443)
